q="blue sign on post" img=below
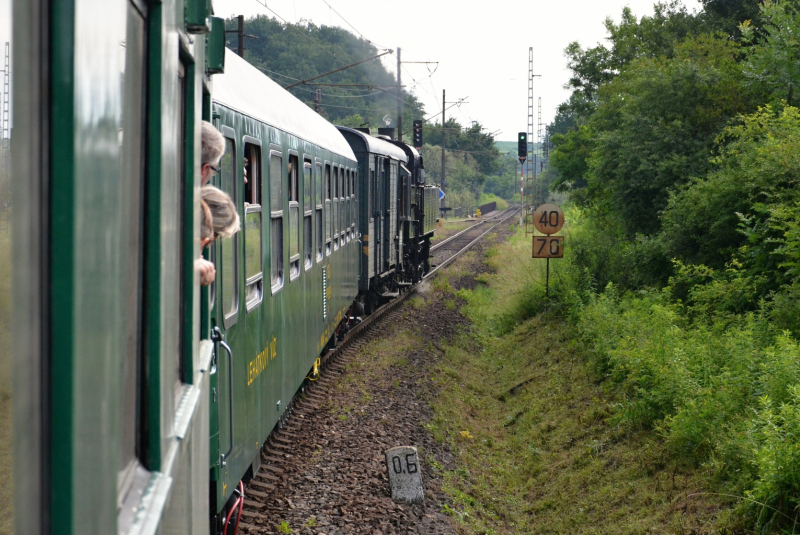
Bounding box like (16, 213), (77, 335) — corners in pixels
(438, 188), (445, 200)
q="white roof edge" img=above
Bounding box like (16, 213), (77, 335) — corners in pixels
(212, 50), (356, 162)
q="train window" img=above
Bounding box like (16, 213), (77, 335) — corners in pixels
(270, 150), (283, 292)
(325, 164), (331, 201)
(303, 159), (313, 270)
(315, 162), (323, 262)
(244, 141), (261, 205)
(303, 159), (312, 212)
(288, 154), (300, 280)
(244, 140), (263, 310)
(220, 136), (239, 323)
(352, 170), (357, 231)
(333, 166), (339, 251)
(244, 206), (263, 310)
(342, 169), (347, 242)
(325, 164), (332, 256)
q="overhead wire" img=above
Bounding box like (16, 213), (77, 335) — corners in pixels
(248, 0), (424, 116)
(320, 0), (389, 50)
(251, 0), (390, 89)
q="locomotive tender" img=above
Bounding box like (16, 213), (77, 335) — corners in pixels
(8, 1), (437, 534)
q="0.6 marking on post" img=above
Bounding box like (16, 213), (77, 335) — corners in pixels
(385, 446), (424, 504)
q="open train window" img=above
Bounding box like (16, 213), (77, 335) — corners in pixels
(244, 141), (261, 205)
(288, 153), (300, 280)
(270, 149), (284, 293)
(303, 158), (313, 270)
(324, 163), (332, 256)
(244, 138), (263, 310)
(315, 161), (323, 262)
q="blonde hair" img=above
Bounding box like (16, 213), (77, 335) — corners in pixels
(201, 121), (225, 166)
(199, 199), (213, 243)
(201, 185), (240, 239)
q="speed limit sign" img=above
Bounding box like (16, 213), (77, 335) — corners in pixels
(532, 204), (564, 235)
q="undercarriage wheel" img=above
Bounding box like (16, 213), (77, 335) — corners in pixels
(366, 291), (380, 315)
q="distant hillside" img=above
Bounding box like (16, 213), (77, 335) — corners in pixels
(495, 141), (516, 153)
(227, 16), (425, 132)
(495, 140), (542, 154)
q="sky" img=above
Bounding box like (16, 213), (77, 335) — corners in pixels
(214, 0), (703, 142)
(0, 0), (704, 141)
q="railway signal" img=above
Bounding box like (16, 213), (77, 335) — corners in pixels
(413, 120), (423, 149)
(518, 132), (527, 164)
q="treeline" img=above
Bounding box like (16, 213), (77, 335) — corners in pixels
(226, 15), (424, 130)
(230, 15), (510, 214)
(546, 0), (800, 530)
(418, 119), (507, 213)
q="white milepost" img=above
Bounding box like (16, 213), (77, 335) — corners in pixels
(385, 446), (424, 504)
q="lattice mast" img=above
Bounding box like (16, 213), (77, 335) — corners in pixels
(537, 96), (544, 202)
(0, 42), (10, 202)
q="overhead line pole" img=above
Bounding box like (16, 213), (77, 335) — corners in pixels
(441, 89), (446, 217)
(397, 48), (402, 141)
(283, 50), (392, 89)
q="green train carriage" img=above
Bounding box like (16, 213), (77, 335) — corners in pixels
(207, 50), (360, 528)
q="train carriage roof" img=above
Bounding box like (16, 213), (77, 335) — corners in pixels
(336, 126), (408, 162)
(213, 50), (356, 161)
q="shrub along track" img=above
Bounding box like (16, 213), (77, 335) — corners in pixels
(235, 216), (518, 535)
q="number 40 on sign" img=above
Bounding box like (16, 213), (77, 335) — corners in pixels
(531, 203), (565, 259)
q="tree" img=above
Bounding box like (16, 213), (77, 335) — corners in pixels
(585, 35), (751, 236)
(741, 0), (800, 107)
(230, 16), (426, 128)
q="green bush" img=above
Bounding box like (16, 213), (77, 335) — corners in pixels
(477, 193), (508, 211)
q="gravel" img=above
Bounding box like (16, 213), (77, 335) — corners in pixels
(237, 222), (517, 535)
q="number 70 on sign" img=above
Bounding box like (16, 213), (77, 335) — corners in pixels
(533, 236), (564, 258)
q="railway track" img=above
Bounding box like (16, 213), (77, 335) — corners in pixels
(233, 206), (521, 533)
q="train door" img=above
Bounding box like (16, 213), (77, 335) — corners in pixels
(212, 126), (241, 486)
(368, 157), (376, 280)
(389, 160), (398, 268)
(382, 158), (391, 271)
(374, 157), (383, 275)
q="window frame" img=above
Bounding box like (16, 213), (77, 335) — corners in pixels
(288, 150), (301, 281)
(315, 160), (323, 263)
(243, 136), (264, 311)
(303, 156), (313, 271)
(332, 165), (339, 251)
(324, 161), (332, 256)
(243, 135), (262, 206)
(219, 126), (240, 329)
(269, 145), (284, 294)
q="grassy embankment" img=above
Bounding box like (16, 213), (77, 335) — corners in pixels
(423, 223), (733, 534)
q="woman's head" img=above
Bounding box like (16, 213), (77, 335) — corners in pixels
(200, 199), (213, 249)
(201, 185), (240, 240)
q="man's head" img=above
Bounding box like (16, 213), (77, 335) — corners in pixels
(201, 121), (225, 185)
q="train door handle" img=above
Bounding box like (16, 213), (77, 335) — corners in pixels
(212, 326), (235, 466)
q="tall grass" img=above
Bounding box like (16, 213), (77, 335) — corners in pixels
(548, 212), (800, 530)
